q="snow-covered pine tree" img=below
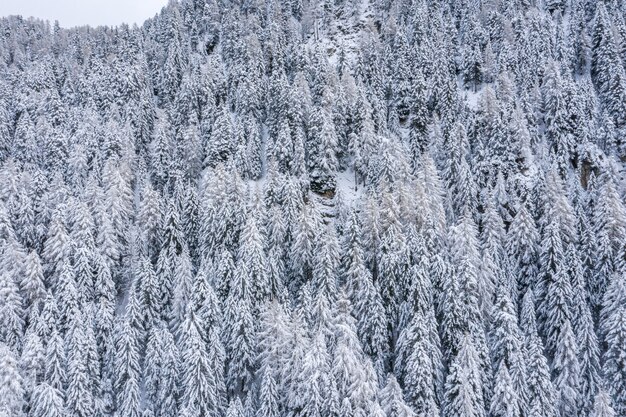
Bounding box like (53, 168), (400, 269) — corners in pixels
(381, 374), (416, 417)
(520, 290), (556, 417)
(0, 342), (24, 417)
(443, 333), (485, 417)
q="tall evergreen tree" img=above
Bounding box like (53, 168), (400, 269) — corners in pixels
(381, 374), (416, 417)
(308, 105), (338, 193)
(602, 274), (626, 416)
(179, 309), (221, 417)
(29, 382), (64, 417)
(257, 366), (279, 417)
(520, 290), (556, 417)
(443, 334), (486, 417)
(0, 342), (24, 417)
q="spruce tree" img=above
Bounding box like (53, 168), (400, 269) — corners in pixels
(590, 390), (617, 417)
(520, 290), (556, 417)
(308, 105), (338, 193)
(257, 366), (279, 417)
(443, 334), (485, 417)
(0, 262), (25, 351)
(552, 318), (580, 417)
(21, 251), (45, 311)
(179, 309), (221, 417)
(332, 294), (378, 415)
(397, 307), (441, 417)
(0, 342), (24, 417)
(489, 280), (527, 413)
(144, 321), (179, 417)
(602, 274), (626, 416)
(507, 202), (539, 298)
(114, 305), (142, 417)
(381, 374), (416, 417)
(29, 382), (64, 417)
(490, 362), (520, 417)
(65, 310), (94, 417)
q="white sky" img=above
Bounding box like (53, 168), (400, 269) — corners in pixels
(0, 0), (169, 28)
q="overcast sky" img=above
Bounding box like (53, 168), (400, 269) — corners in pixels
(0, 0), (169, 28)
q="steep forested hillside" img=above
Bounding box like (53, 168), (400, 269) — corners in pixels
(0, 1), (625, 417)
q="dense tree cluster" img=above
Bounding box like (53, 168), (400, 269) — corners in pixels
(0, 0), (625, 416)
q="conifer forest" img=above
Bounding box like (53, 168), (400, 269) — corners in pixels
(0, 0), (626, 416)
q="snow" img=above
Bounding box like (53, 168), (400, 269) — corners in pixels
(459, 74), (485, 111)
(335, 168), (362, 208)
(463, 87), (483, 110)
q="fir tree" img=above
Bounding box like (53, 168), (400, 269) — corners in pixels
(21, 251), (46, 311)
(0, 262), (25, 351)
(237, 199), (269, 305)
(29, 382), (64, 417)
(590, 390), (616, 417)
(552, 318), (580, 417)
(257, 366), (279, 417)
(65, 310), (94, 417)
(205, 105), (235, 168)
(0, 342), (24, 417)
(179, 309), (221, 417)
(144, 321), (179, 417)
(308, 105), (338, 193)
(520, 290), (556, 417)
(490, 362), (520, 417)
(443, 334), (485, 417)
(332, 294), (379, 415)
(592, 3), (626, 127)
(602, 275), (626, 416)
(225, 241), (256, 397)
(114, 303), (142, 417)
(381, 374), (416, 417)
(397, 307), (441, 417)
(489, 280), (526, 413)
(507, 202), (539, 298)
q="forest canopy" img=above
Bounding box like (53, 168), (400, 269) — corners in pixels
(0, 1), (625, 417)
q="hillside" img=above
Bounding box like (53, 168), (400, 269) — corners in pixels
(0, 1), (626, 417)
